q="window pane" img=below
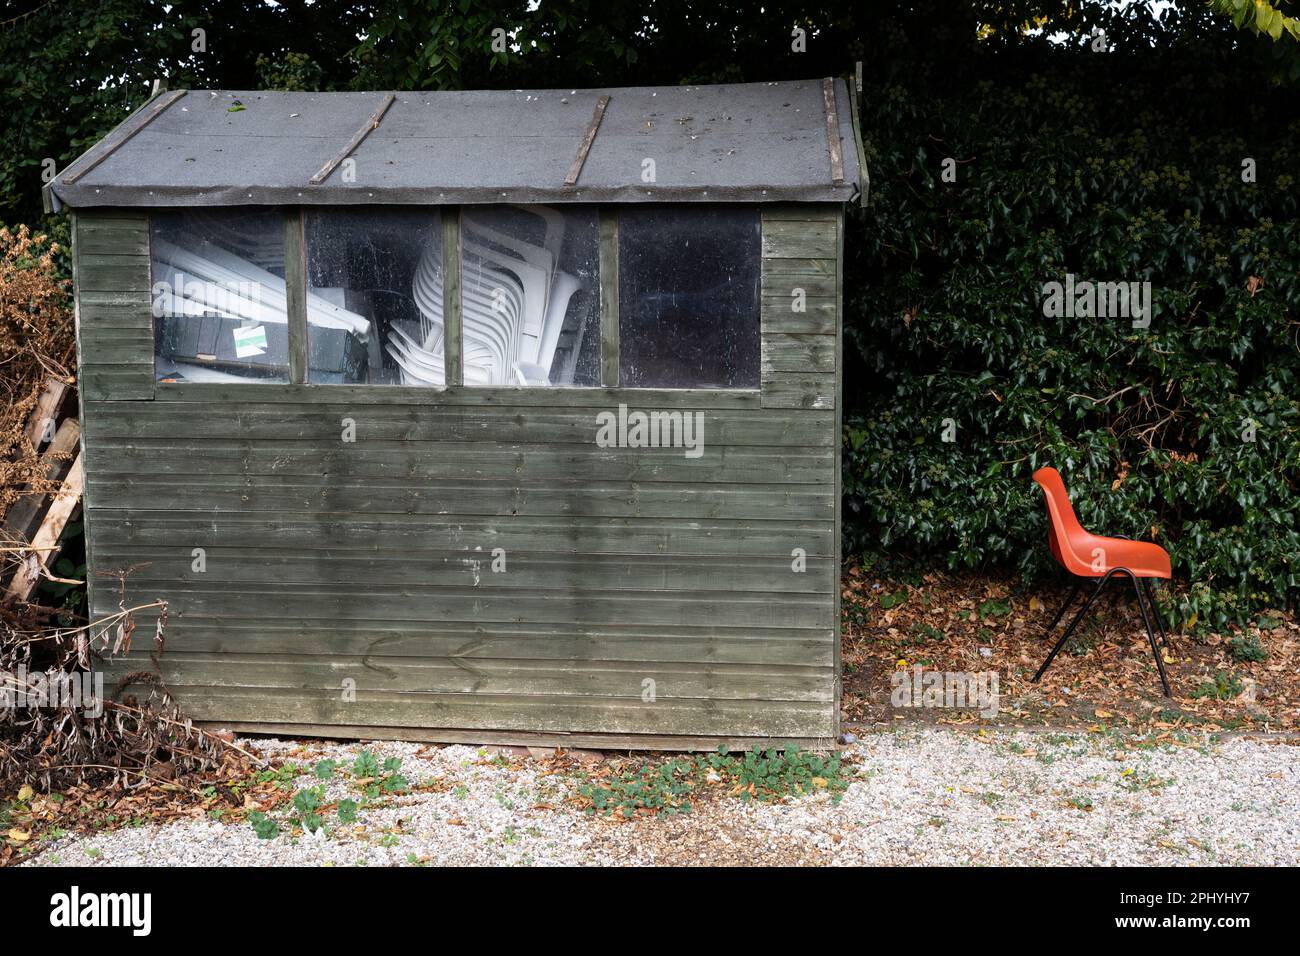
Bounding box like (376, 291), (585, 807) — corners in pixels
(618, 206), (760, 389)
(460, 205), (600, 387)
(305, 207), (441, 386)
(151, 209), (289, 383)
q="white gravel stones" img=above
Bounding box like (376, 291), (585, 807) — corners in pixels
(24, 729), (1299, 867)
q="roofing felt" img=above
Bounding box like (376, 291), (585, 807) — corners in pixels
(50, 79), (863, 208)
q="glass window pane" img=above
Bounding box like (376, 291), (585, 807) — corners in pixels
(150, 209), (289, 383)
(618, 206), (760, 389)
(460, 205), (600, 387)
(305, 207), (441, 386)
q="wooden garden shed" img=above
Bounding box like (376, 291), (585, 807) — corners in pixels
(47, 78), (865, 749)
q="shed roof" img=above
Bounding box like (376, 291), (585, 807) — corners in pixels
(51, 79), (862, 209)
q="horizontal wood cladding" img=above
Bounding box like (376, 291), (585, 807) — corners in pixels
(205, 723), (834, 753)
(99, 653), (834, 703)
(86, 440), (832, 485)
(93, 617), (835, 666)
(99, 650), (838, 734)
(104, 684), (837, 738)
(760, 209), (839, 410)
(93, 547), (835, 595)
(153, 382), (764, 408)
(98, 583), (832, 630)
(73, 212), (153, 401)
(77, 203), (845, 742)
(87, 476), (833, 521)
(90, 512), (837, 557)
(84, 401), (832, 446)
(85, 391), (838, 738)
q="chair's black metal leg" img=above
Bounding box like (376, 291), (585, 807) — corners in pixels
(1047, 580), (1083, 632)
(1142, 579), (1171, 649)
(1033, 572), (1112, 684)
(1128, 571), (1172, 697)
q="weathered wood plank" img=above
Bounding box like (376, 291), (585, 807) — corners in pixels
(761, 220), (836, 259)
(79, 306), (153, 332)
(79, 326), (154, 346)
(104, 684), (838, 737)
(821, 77), (845, 185)
(89, 512), (836, 558)
(78, 368), (154, 402)
(759, 293), (832, 319)
(762, 273), (837, 297)
(442, 210), (462, 387)
(564, 94), (610, 186)
(832, 205), (844, 729)
(78, 342), (157, 365)
(760, 304), (835, 335)
(84, 439), (833, 485)
(5, 453), (83, 602)
(283, 208), (308, 385)
(61, 91), (186, 184)
(74, 213), (150, 229)
(762, 333), (837, 375)
(76, 224), (149, 257)
(600, 208), (619, 386)
(204, 722), (835, 753)
(761, 373), (836, 410)
(846, 78), (871, 207)
(760, 205), (838, 222)
(78, 289), (153, 310)
(2, 419), (80, 540)
(308, 92), (396, 185)
(93, 582), (834, 629)
(75, 256), (151, 291)
(152, 382), (762, 409)
(23, 378), (68, 450)
(93, 546), (836, 594)
(82, 402), (835, 446)
(761, 257), (834, 277)
(84, 474), (835, 521)
(85, 614), (836, 667)
(99, 653), (835, 702)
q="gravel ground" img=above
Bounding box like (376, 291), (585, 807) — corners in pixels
(23, 728), (1300, 867)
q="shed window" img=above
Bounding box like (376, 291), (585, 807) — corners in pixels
(304, 208), (441, 385)
(617, 206), (761, 389)
(150, 209), (290, 383)
(459, 205), (600, 387)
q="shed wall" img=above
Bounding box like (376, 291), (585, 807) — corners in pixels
(74, 205), (842, 746)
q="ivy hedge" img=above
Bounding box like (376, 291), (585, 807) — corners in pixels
(843, 31), (1300, 630)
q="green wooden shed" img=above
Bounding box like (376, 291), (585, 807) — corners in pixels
(48, 78), (865, 750)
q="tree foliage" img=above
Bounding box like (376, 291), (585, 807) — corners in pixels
(843, 3), (1299, 628)
(1210, 0), (1300, 41)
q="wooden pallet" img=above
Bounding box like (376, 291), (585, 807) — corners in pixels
(1, 376), (82, 604)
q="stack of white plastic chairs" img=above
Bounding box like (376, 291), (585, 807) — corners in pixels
(389, 206), (583, 387)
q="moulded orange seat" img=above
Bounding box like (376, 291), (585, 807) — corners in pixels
(1030, 465), (1175, 696)
(1032, 467), (1171, 579)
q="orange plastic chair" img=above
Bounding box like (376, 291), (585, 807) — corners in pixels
(1031, 466), (1173, 695)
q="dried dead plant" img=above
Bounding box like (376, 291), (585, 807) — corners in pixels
(0, 224), (75, 518)
(0, 588), (255, 793)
